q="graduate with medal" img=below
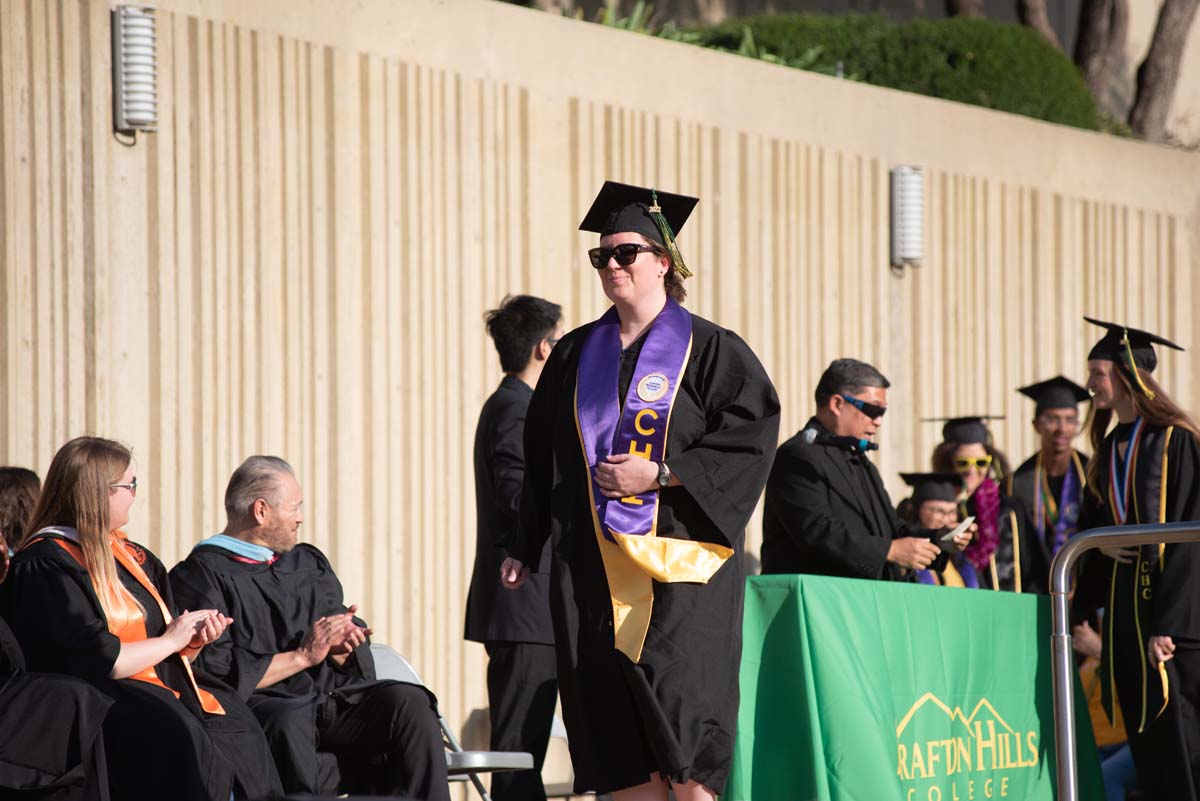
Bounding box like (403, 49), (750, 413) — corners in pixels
(501, 182), (780, 800)
(1078, 317), (1200, 798)
(1007, 376), (1091, 594)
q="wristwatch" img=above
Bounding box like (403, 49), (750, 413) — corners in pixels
(656, 461), (671, 489)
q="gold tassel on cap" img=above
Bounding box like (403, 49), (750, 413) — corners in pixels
(1122, 331), (1157, 400)
(649, 190), (692, 279)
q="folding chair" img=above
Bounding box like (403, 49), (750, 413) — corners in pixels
(369, 644), (533, 801)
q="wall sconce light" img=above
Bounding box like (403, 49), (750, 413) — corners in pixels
(111, 5), (158, 136)
(890, 165), (924, 270)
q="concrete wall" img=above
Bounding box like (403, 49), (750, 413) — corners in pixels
(2, 0), (1199, 738)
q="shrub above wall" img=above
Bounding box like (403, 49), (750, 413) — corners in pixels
(691, 13), (1102, 131)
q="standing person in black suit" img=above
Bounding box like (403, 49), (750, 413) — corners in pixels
(761, 358), (973, 579)
(464, 294), (563, 801)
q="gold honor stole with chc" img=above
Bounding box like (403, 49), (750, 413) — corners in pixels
(574, 298), (732, 663)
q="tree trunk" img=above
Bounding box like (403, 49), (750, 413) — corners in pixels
(1074, 0), (1130, 100)
(1128, 0), (1200, 142)
(945, 0), (986, 16)
(1018, 0), (1064, 50)
(695, 0), (731, 25)
(532, 0), (575, 11)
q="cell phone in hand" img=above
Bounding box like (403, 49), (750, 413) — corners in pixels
(941, 515), (975, 542)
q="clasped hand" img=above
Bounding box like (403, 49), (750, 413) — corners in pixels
(594, 454), (659, 498)
(165, 609), (232, 654)
(298, 604), (373, 667)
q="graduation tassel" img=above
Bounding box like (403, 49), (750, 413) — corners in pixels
(649, 190), (692, 279)
(1122, 331), (1157, 400)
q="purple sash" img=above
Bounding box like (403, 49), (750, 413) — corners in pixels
(576, 298), (693, 542)
(1036, 456), (1084, 555)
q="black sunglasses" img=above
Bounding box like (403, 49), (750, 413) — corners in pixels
(588, 243), (658, 270)
(839, 393), (887, 419)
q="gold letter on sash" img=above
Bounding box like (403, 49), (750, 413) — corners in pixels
(635, 409), (658, 435)
(628, 440), (652, 460)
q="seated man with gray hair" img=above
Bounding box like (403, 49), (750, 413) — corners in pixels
(761, 358), (973, 579)
(169, 456), (450, 800)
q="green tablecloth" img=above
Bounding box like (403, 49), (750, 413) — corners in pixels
(727, 575), (1105, 800)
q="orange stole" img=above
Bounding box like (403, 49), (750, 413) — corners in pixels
(51, 533), (224, 715)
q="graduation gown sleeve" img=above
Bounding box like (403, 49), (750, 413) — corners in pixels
(170, 557), (271, 699)
(1151, 428), (1200, 638)
(0, 548), (121, 682)
(512, 335), (572, 569)
(0, 616), (112, 797)
(663, 330), (781, 546)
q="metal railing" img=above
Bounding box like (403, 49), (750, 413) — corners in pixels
(1050, 521), (1200, 801)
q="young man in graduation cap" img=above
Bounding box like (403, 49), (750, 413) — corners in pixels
(1077, 316), (1200, 798)
(896, 472), (981, 587)
(1007, 376), (1091, 594)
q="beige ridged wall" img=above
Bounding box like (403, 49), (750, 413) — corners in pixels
(3, 0), (1199, 740)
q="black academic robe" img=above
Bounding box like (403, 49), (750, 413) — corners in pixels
(509, 313), (780, 795)
(0, 616), (111, 800)
(761, 418), (946, 580)
(1078, 420), (1200, 799)
(0, 537), (281, 801)
(1007, 450), (1090, 594)
(169, 543), (445, 798)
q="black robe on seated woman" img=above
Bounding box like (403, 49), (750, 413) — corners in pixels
(0, 538), (282, 801)
(0, 616), (111, 800)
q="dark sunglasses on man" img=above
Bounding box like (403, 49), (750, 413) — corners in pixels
(588, 243), (658, 270)
(839, 393), (887, 419)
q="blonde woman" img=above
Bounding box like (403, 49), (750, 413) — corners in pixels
(0, 437), (281, 800)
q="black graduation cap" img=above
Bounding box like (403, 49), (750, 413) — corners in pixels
(1018, 376), (1091, 413)
(579, 181), (699, 277)
(901, 472), (964, 505)
(1084, 316), (1184, 373)
(922, 416), (1003, 445)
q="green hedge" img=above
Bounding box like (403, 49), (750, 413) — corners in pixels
(691, 13), (1101, 131)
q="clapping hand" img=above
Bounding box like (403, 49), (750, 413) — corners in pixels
(327, 604), (372, 656)
(186, 611), (234, 651)
(298, 612), (356, 667)
(164, 609), (222, 653)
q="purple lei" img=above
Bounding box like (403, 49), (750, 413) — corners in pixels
(962, 477), (1000, 572)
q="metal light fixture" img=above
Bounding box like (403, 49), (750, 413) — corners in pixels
(111, 6), (158, 135)
(890, 165), (924, 269)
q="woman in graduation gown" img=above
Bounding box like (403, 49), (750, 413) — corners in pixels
(0, 616), (112, 800)
(0, 436), (282, 801)
(1077, 317), (1200, 799)
(500, 182), (780, 800)
(930, 417), (1034, 592)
